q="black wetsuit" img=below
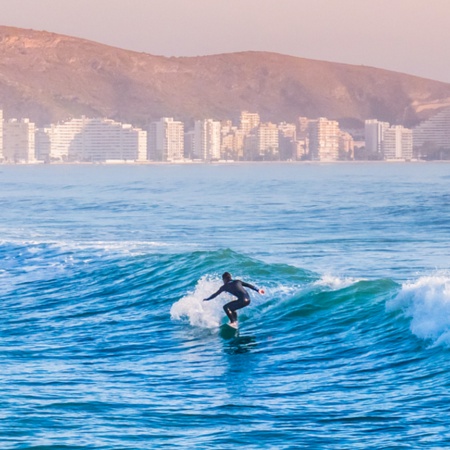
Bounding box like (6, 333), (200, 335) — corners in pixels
(204, 279), (259, 323)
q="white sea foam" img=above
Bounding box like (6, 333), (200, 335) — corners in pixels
(387, 274), (450, 346)
(0, 237), (189, 255)
(313, 274), (361, 290)
(170, 276), (229, 328)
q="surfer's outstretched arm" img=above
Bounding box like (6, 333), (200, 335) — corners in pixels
(203, 285), (225, 301)
(241, 281), (265, 295)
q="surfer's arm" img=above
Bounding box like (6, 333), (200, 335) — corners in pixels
(203, 286), (224, 301)
(242, 281), (265, 295)
(242, 281), (259, 292)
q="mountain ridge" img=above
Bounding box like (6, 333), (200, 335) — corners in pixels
(1, 25), (450, 128)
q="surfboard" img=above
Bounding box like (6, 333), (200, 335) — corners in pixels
(226, 322), (238, 329)
(219, 322), (238, 339)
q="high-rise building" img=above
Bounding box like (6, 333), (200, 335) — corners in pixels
(297, 117), (310, 139)
(383, 125), (413, 160)
(36, 117), (147, 162)
(308, 118), (340, 161)
(365, 119), (390, 158)
(148, 117), (184, 161)
(39, 117), (87, 161)
(220, 122), (245, 161)
(193, 119), (221, 160)
(117, 124), (147, 162)
(413, 107), (450, 152)
(3, 118), (36, 162)
(240, 111), (260, 135)
(257, 122), (279, 160)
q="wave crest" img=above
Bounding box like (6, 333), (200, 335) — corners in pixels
(387, 274), (450, 346)
(170, 275), (227, 328)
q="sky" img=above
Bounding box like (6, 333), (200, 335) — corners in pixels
(1, 0), (450, 83)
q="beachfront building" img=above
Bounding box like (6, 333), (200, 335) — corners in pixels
(220, 121), (245, 160)
(36, 117), (87, 161)
(36, 117), (147, 162)
(297, 117), (310, 139)
(117, 124), (147, 162)
(193, 119), (221, 160)
(257, 122), (279, 160)
(76, 118), (146, 162)
(365, 119), (390, 159)
(308, 118), (340, 161)
(413, 107), (450, 158)
(382, 125), (413, 161)
(240, 111), (260, 135)
(148, 117), (184, 161)
(3, 118), (36, 163)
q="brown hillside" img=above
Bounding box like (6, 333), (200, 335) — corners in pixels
(1, 25), (450, 128)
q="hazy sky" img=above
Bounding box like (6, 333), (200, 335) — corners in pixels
(2, 0), (450, 83)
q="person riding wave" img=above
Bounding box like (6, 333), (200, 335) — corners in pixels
(203, 272), (265, 325)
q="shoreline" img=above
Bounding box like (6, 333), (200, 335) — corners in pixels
(0, 159), (447, 166)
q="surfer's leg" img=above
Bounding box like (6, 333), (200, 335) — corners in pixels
(224, 298), (249, 323)
(223, 301), (238, 322)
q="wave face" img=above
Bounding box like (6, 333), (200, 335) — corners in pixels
(1, 163), (450, 448)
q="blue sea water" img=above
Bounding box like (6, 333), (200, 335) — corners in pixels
(1, 162), (450, 449)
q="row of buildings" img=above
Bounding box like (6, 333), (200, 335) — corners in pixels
(364, 120), (413, 161)
(0, 107), (449, 163)
(149, 114), (354, 162)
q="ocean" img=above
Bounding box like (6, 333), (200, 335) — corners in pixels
(1, 162), (450, 449)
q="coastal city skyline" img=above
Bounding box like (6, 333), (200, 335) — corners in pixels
(1, 106), (449, 163)
(1, 3), (450, 164)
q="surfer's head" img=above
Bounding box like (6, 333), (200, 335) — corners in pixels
(222, 272), (232, 283)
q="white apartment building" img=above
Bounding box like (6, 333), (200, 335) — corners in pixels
(240, 111), (260, 135)
(413, 107), (450, 150)
(3, 118), (36, 163)
(257, 122), (279, 159)
(82, 119), (146, 162)
(308, 118), (340, 161)
(365, 119), (390, 158)
(148, 117), (184, 161)
(297, 117), (310, 139)
(37, 116), (88, 161)
(116, 124), (147, 162)
(383, 125), (413, 160)
(36, 117), (146, 162)
(221, 126), (245, 161)
(194, 119), (221, 160)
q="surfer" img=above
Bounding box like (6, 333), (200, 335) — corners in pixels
(203, 272), (265, 325)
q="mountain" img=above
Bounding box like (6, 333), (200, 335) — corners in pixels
(1, 25), (450, 129)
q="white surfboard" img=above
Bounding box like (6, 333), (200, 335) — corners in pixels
(226, 322), (238, 330)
